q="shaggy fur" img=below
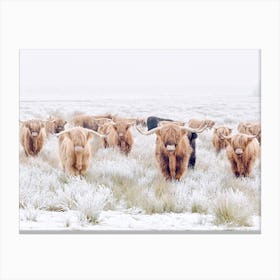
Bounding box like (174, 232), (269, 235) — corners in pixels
(20, 120), (46, 156)
(45, 116), (67, 135)
(91, 114), (146, 127)
(58, 127), (94, 176)
(225, 134), (260, 177)
(188, 119), (215, 129)
(98, 121), (134, 155)
(112, 116), (147, 127)
(212, 126), (232, 153)
(155, 124), (192, 180)
(72, 115), (112, 131)
(237, 122), (261, 144)
(146, 116), (198, 169)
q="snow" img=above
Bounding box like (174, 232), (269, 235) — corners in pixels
(19, 94), (261, 232)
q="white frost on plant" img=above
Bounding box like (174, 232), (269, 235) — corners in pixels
(19, 94), (261, 231)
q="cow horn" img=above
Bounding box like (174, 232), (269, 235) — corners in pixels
(55, 130), (69, 137)
(85, 129), (107, 138)
(136, 125), (161, 135)
(181, 124), (208, 133)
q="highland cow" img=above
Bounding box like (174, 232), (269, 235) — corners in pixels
(212, 126), (232, 154)
(98, 120), (134, 155)
(57, 127), (106, 176)
(188, 118), (215, 129)
(223, 133), (260, 177)
(91, 114), (146, 127)
(146, 116), (198, 169)
(136, 123), (207, 180)
(20, 119), (46, 156)
(111, 116), (147, 127)
(237, 122), (261, 144)
(45, 116), (67, 135)
(72, 115), (112, 131)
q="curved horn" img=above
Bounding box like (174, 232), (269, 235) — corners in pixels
(55, 127), (107, 138)
(55, 130), (70, 137)
(136, 125), (161, 135)
(84, 128), (107, 138)
(181, 124), (208, 133)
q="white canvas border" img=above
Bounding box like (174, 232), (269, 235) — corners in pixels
(0, 1), (279, 279)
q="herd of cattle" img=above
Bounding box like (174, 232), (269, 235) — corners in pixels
(19, 114), (261, 180)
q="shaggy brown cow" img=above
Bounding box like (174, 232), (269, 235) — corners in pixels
(188, 118), (215, 129)
(45, 116), (67, 135)
(111, 116), (147, 127)
(223, 133), (260, 177)
(136, 123), (207, 180)
(20, 119), (46, 156)
(57, 127), (106, 176)
(237, 122), (261, 144)
(98, 120), (134, 155)
(212, 126), (232, 153)
(72, 115), (112, 131)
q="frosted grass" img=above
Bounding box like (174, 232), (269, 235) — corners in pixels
(20, 94), (260, 231)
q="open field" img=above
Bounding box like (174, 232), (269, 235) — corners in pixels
(19, 94), (261, 231)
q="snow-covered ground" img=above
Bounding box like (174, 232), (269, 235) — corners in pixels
(19, 94), (261, 232)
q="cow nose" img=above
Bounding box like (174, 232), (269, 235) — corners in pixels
(165, 144), (176, 151)
(119, 133), (124, 137)
(31, 131), (38, 137)
(235, 148), (243, 155)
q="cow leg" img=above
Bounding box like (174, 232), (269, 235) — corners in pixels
(158, 153), (171, 180)
(169, 154), (176, 179)
(188, 150), (196, 169)
(24, 149), (29, 157)
(65, 163), (78, 176)
(188, 136), (196, 169)
(230, 158), (240, 177)
(245, 158), (255, 177)
(175, 155), (187, 180)
(103, 138), (108, 148)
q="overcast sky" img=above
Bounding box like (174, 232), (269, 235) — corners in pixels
(20, 49), (260, 99)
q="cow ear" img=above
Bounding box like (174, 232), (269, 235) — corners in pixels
(155, 130), (161, 137)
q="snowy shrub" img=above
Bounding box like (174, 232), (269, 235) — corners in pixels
(19, 95), (260, 230)
(213, 189), (253, 227)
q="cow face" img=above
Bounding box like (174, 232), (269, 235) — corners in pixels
(227, 134), (256, 156)
(113, 122), (132, 139)
(215, 127), (232, 139)
(156, 124), (187, 152)
(54, 119), (67, 133)
(25, 120), (44, 138)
